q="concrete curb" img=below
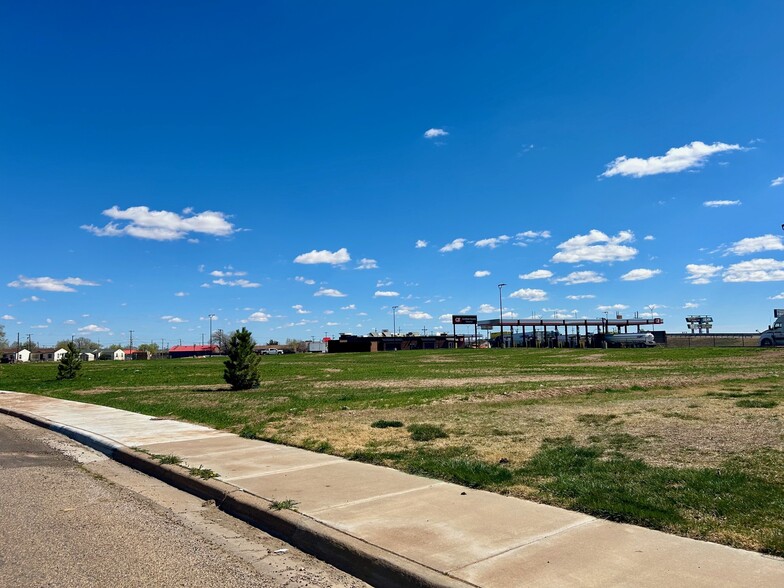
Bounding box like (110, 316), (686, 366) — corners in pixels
(0, 405), (476, 588)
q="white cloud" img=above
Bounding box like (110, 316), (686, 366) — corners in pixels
(424, 128), (448, 139)
(292, 304), (311, 314)
(553, 271), (607, 285)
(356, 258), (378, 270)
(703, 200), (741, 207)
(161, 315), (187, 323)
(519, 269), (553, 280)
(63, 319), (76, 325)
(552, 230), (637, 263)
(341, 304), (356, 310)
(295, 276), (316, 285)
(509, 288), (548, 301)
(685, 263), (723, 284)
(644, 235), (655, 241)
(326, 322), (339, 326)
(770, 293), (784, 300)
(683, 302), (700, 309)
(474, 270), (491, 278)
(8, 276), (100, 293)
(374, 291), (400, 298)
(248, 311), (271, 322)
(516, 230), (551, 241)
(459, 306), (472, 314)
(727, 235), (784, 255)
(376, 279), (393, 287)
(30, 324), (49, 329)
(415, 240), (428, 249)
(294, 248), (350, 265)
(475, 235), (510, 249)
(78, 324), (110, 333)
(82, 206), (236, 241)
(478, 304), (498, 314)
(408, 311), (433, 320)
(174, 291), (188, 297)
(620, 268), (661, 281)
(770, 176), (784, 187)
(210, 269), (247, 277)
(723, 258), (784, 282)
(566, 294), (595, 300)
(439, 314), (453, 323)
(601, 141), (742, 178)
(2, 314), (15, 320)
(440, 238), (466, 253)
(212, 278), (260, 288)
(314, 288), (347, 297)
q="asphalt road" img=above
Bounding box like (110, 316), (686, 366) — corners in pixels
(0, 413), (369, 588)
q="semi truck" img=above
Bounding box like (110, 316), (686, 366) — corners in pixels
(604, 332), (656, 348)
(759, 312), (784, 346)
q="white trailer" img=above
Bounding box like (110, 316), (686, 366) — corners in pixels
(604, 333), (656, 347)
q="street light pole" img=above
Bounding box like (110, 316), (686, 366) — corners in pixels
(392, 305), (398, 335)
(498, 283), (506, 348)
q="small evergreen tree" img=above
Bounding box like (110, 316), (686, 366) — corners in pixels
(57, 342), (82, 380)
(223, 328), (261, 390)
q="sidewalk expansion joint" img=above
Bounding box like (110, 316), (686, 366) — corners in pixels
(446, 516), (597, 574)
(221, 459), (346, 481)
(309, 481), (447, 515)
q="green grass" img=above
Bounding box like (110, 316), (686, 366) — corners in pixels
(2, 348), (783, 556)
(269, 498), (299, 511)
(189, 465), (220, 479)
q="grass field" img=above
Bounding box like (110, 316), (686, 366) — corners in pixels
(2, 347), (783, 556)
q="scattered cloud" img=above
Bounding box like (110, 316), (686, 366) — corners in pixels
(374, 291), (400, 298)
(78, 324), (110, 333)
(408, 311), (433, 320)
(82, 206), (236, 241)
(723, 258), (784, 282)
(519, 269), (553, 280)
(643, 235), (655, 241)
(770, 293), (784, 300)
(703, 200), (741, 207)
(771, 176), (784, 187)
(174, 291), (188, 297)
(566, 294), (595, 300)
(478, 304), (498, 314)
(314, 288), (347, 297)
(597, 304), (629, 312)
(475, 235), (510, 249)
(683, 302), (700, 309)
(439, 238), (466, 253)
(356, 258), (378, 270)
(295, 276), (316, 285)
(341, 304), (356, 310)
(161, 315), (187, 323)
(248, 311), (271, 322)
(601, 141), (742, 178)
(685, 263), (723, 284)
(424, 128), (448, 139)
(439, 314), (453, 323)
(415, 240), (428, 249)
(552, 230), (637, 263)
(8, 276), (100, 293)
(294, 248), (350, 265)
(474, 270), (491, 278)
(2, 314), (15, 320)
(553, 271), (607, 285)
(727, 235), (784, 256)
(292, 305), (311, 314)
(509, 288), (548, 301)
(620, 268), (662, 281)
(212, 278), (260, 288)
(210, 269), (247, 277)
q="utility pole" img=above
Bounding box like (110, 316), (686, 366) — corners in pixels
(208, 314), (215, 355)
(392, 305), (398, 335)
(498, 283), (506, 348)
(129, 330), (134, 352)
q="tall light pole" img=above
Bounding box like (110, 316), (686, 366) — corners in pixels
(208, 314), (215, 355)
(392, 305), (398, 335)
(498, 283), (506, 348)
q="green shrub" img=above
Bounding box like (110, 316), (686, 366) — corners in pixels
(407, 423), (448, 441)
(371, 419), (404, 428)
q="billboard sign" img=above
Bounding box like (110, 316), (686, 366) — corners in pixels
(775, 309), (784, 318)
(452, 314), (478, 325)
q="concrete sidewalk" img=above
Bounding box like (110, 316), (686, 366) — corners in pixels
(1, 390), (782, 587)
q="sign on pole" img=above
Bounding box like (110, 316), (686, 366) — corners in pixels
(452, 315), (478, 325)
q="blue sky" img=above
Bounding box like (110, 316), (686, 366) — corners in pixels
(2, 1), (784, 348)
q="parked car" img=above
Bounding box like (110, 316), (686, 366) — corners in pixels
(261, 348), (284, 355)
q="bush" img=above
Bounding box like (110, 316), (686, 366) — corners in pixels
(371, 419), (404, 428)
(223, 328), (261, 390)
